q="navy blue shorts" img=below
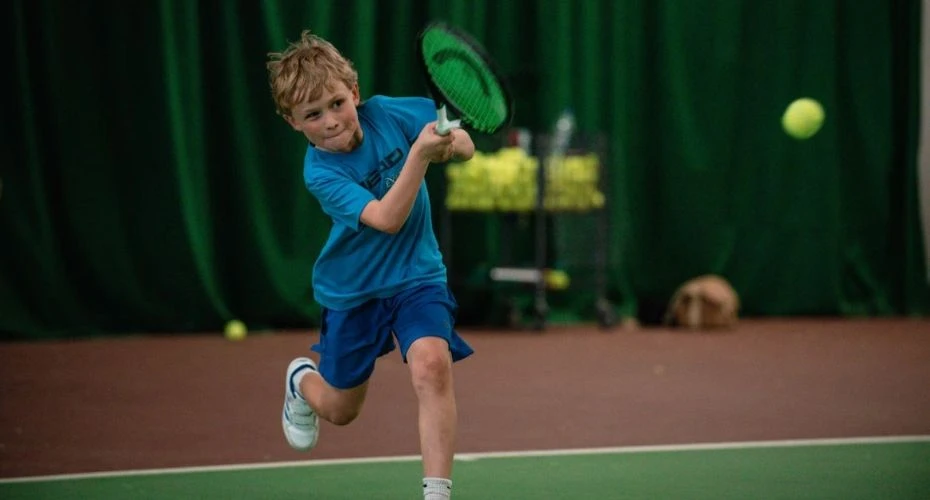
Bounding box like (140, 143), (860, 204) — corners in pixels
(311, 283), (474, 389)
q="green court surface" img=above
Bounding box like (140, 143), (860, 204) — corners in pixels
(2, 438), (928, 499)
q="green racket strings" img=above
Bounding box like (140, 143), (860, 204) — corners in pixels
(421, 28), (508, 133)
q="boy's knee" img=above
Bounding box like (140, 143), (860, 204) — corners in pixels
(328, 406), (361, 426)
(319, 383), (367, 426)
(409, 342), (452, 393)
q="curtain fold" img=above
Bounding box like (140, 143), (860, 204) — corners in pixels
(3, 0), (926, 338)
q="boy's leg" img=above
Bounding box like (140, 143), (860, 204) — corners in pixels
(406, 337), (457, 478)
(283, 358), (368, 449)
(392, 284), (474, 498)
(283, 302), (395, 451)
(299, 367), (369, 426)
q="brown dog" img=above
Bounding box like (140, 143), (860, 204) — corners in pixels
(663, 275), (740, 329)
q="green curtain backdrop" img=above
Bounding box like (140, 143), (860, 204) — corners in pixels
(3, 0), (927, 338)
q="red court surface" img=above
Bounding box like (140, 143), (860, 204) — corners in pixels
(1, 318), (928, 478)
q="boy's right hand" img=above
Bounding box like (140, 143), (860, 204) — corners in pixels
(412, 121), (455, 164)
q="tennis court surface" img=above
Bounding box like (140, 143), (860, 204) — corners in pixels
(2, 319), (929, 498)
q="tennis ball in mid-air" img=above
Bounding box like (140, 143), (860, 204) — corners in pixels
(782, 98), (825, 140)
(224, 320), (247, 341)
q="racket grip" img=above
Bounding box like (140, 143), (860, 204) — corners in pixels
(435, 105), (461, 136)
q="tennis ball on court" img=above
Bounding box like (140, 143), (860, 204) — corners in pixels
(782, 98), (825, 140)
(224, 320), (247, 341)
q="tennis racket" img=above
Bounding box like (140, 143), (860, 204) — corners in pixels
(416, 22), (514, 136)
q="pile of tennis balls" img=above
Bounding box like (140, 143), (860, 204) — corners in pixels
(445, 147), (606, 212)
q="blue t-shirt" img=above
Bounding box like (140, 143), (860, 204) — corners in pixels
(303, 95), (446, 310)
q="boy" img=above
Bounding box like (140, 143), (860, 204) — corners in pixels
(266, 30), (475, 500)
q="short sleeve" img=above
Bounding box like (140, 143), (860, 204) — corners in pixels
(306, 165), (375, 232)
(378, 96), (437, 144)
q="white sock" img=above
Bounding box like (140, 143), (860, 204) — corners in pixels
(290, 366), (316, 401)
(423, 477), (452, 499)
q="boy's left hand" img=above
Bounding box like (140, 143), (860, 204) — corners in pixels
(413, 121), (456, 164)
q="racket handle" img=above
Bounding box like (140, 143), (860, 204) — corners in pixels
(435, 105), (461, 136)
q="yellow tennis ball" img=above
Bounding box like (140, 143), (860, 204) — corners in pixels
(546, 270), (570, 290)
(224, 320), (247, 341)
(782, 98), (825, 140)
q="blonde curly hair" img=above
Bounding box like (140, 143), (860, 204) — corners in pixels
(266, 30), (359, 117)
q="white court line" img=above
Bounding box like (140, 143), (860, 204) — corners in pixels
(1, 435), (928, 484)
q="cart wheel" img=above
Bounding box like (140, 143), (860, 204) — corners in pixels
(506, 300), (523, 329)
(596, 299), (618, 330)
(532, 298), (549, 331)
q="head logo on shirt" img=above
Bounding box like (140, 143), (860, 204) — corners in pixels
(362, 147), (404, 191)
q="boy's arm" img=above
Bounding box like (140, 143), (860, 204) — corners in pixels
(360, 126), (473, 234)
(450, 127), (475, 162)
(360, 149), (429, 235)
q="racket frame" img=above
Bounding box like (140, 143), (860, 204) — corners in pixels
(416, 21), (514, 135)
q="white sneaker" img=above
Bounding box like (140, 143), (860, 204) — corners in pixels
(282, 357), (320, 452)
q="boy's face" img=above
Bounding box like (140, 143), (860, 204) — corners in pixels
(285, 81), (362, 153)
